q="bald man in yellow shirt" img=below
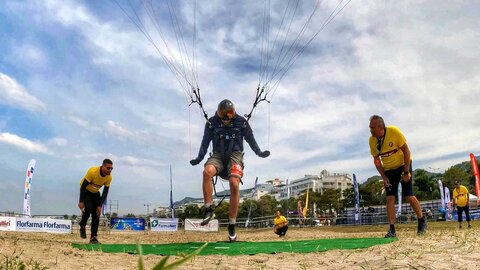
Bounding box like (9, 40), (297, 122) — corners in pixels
(452, 181), (472, 229)
(369, 115), (426, 238)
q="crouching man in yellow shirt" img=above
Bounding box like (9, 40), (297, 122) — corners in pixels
(273, 210), (288, 237)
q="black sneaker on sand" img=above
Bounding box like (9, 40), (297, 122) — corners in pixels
(417, 220), (427, 235)
(80, 226), (87, 239)
(228, 224), (237, 242)
(201, 206), (215, 226)
(384, 230), (397, 238)
(89, 236), (100, 244)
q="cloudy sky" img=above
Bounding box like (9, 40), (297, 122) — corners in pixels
(1, 0), (479, 215)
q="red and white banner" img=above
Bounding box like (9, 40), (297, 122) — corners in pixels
(0, 217), (16, 231)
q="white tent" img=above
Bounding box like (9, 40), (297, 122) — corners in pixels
(469, 193), (478, 209)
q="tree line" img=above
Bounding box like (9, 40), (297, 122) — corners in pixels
(171, 160), (479, 220)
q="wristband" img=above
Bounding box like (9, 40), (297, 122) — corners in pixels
(402, 171), (410, 175)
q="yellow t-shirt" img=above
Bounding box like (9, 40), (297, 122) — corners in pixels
(274, 215), (287, 226)
(369, 125), (409, 171)
(453, 185), (469, 207)
(79, 166), (112, 193)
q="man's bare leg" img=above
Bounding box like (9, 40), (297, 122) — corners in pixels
(228, 176), (241, 220)
(227, 176), (241, 241)
(201, 165), (217, 226)
(202, 165), (216, 205)
(406, 196), (422, 218)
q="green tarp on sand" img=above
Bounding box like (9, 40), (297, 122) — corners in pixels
(72, 237), (396, 256)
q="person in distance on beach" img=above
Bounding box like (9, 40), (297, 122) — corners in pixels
(273, 210), (289, 237)
(452, 181), (472, 229)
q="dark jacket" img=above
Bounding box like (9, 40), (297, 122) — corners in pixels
(196, 114), (261, 161)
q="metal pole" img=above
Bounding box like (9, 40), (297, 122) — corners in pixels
(170, 165), (174, 218)
(144, 204), (151, 217)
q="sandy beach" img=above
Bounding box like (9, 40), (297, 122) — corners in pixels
(1, 221), (480, 269)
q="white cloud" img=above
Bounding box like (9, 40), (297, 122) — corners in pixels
(47, 137), (68, 147)
(0, 73), (46, 112)
(71, 152), (116, 160)
(11, 44), (48, 69)
(106, 120), (136, 140)
(64, 114), (102, 133)
(65, 114), (89, 127)
(0, 132), (51, 154)
(69, 152), (165, 168)
(117, 155), (167, 168)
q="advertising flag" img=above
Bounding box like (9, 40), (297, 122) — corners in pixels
(444, 187), (452, 220)
(302, 186), (309, 218)
(170, 165), (174, 218)
(353, 174), (360, 222)
(444, 187), (451, 204)
(438, 179), (445, 209)
(397, 185), (402, 217)
(470, 153), (480, 204)
(23, 159), (36, 217)
(286, 179), (290, 200)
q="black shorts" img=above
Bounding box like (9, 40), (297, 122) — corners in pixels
(385, 163), (413, 197)
(84, 190), (102, 211)
(275, 226), (288, 236)
(457, 206), (471, 222)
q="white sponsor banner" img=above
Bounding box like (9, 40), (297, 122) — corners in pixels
(15, 218), (72, 233)
(23, 159), (36, 217)
(184, 219), (219, 232)
(16, 217), (44, 232)
(0, 217), (16, 231)
(43, 218), (72, 234)
(150, 218), (178, 232)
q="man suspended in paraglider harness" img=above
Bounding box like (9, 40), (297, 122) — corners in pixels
(190, 99), (270, 242)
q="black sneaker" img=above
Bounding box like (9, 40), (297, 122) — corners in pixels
(384, 230), (397, 238)
(228, 224), (237, 242)
(89, 236), (100, 244)
(417, 220), (427, 235)
(200, 206), (215, 226)
(80, 226), (87, 239)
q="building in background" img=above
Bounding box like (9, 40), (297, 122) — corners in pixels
(271, 170), (352, 201)
(164, 170), (353, 210)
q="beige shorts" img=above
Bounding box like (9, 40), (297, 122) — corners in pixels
(205, 151), (244, 179)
